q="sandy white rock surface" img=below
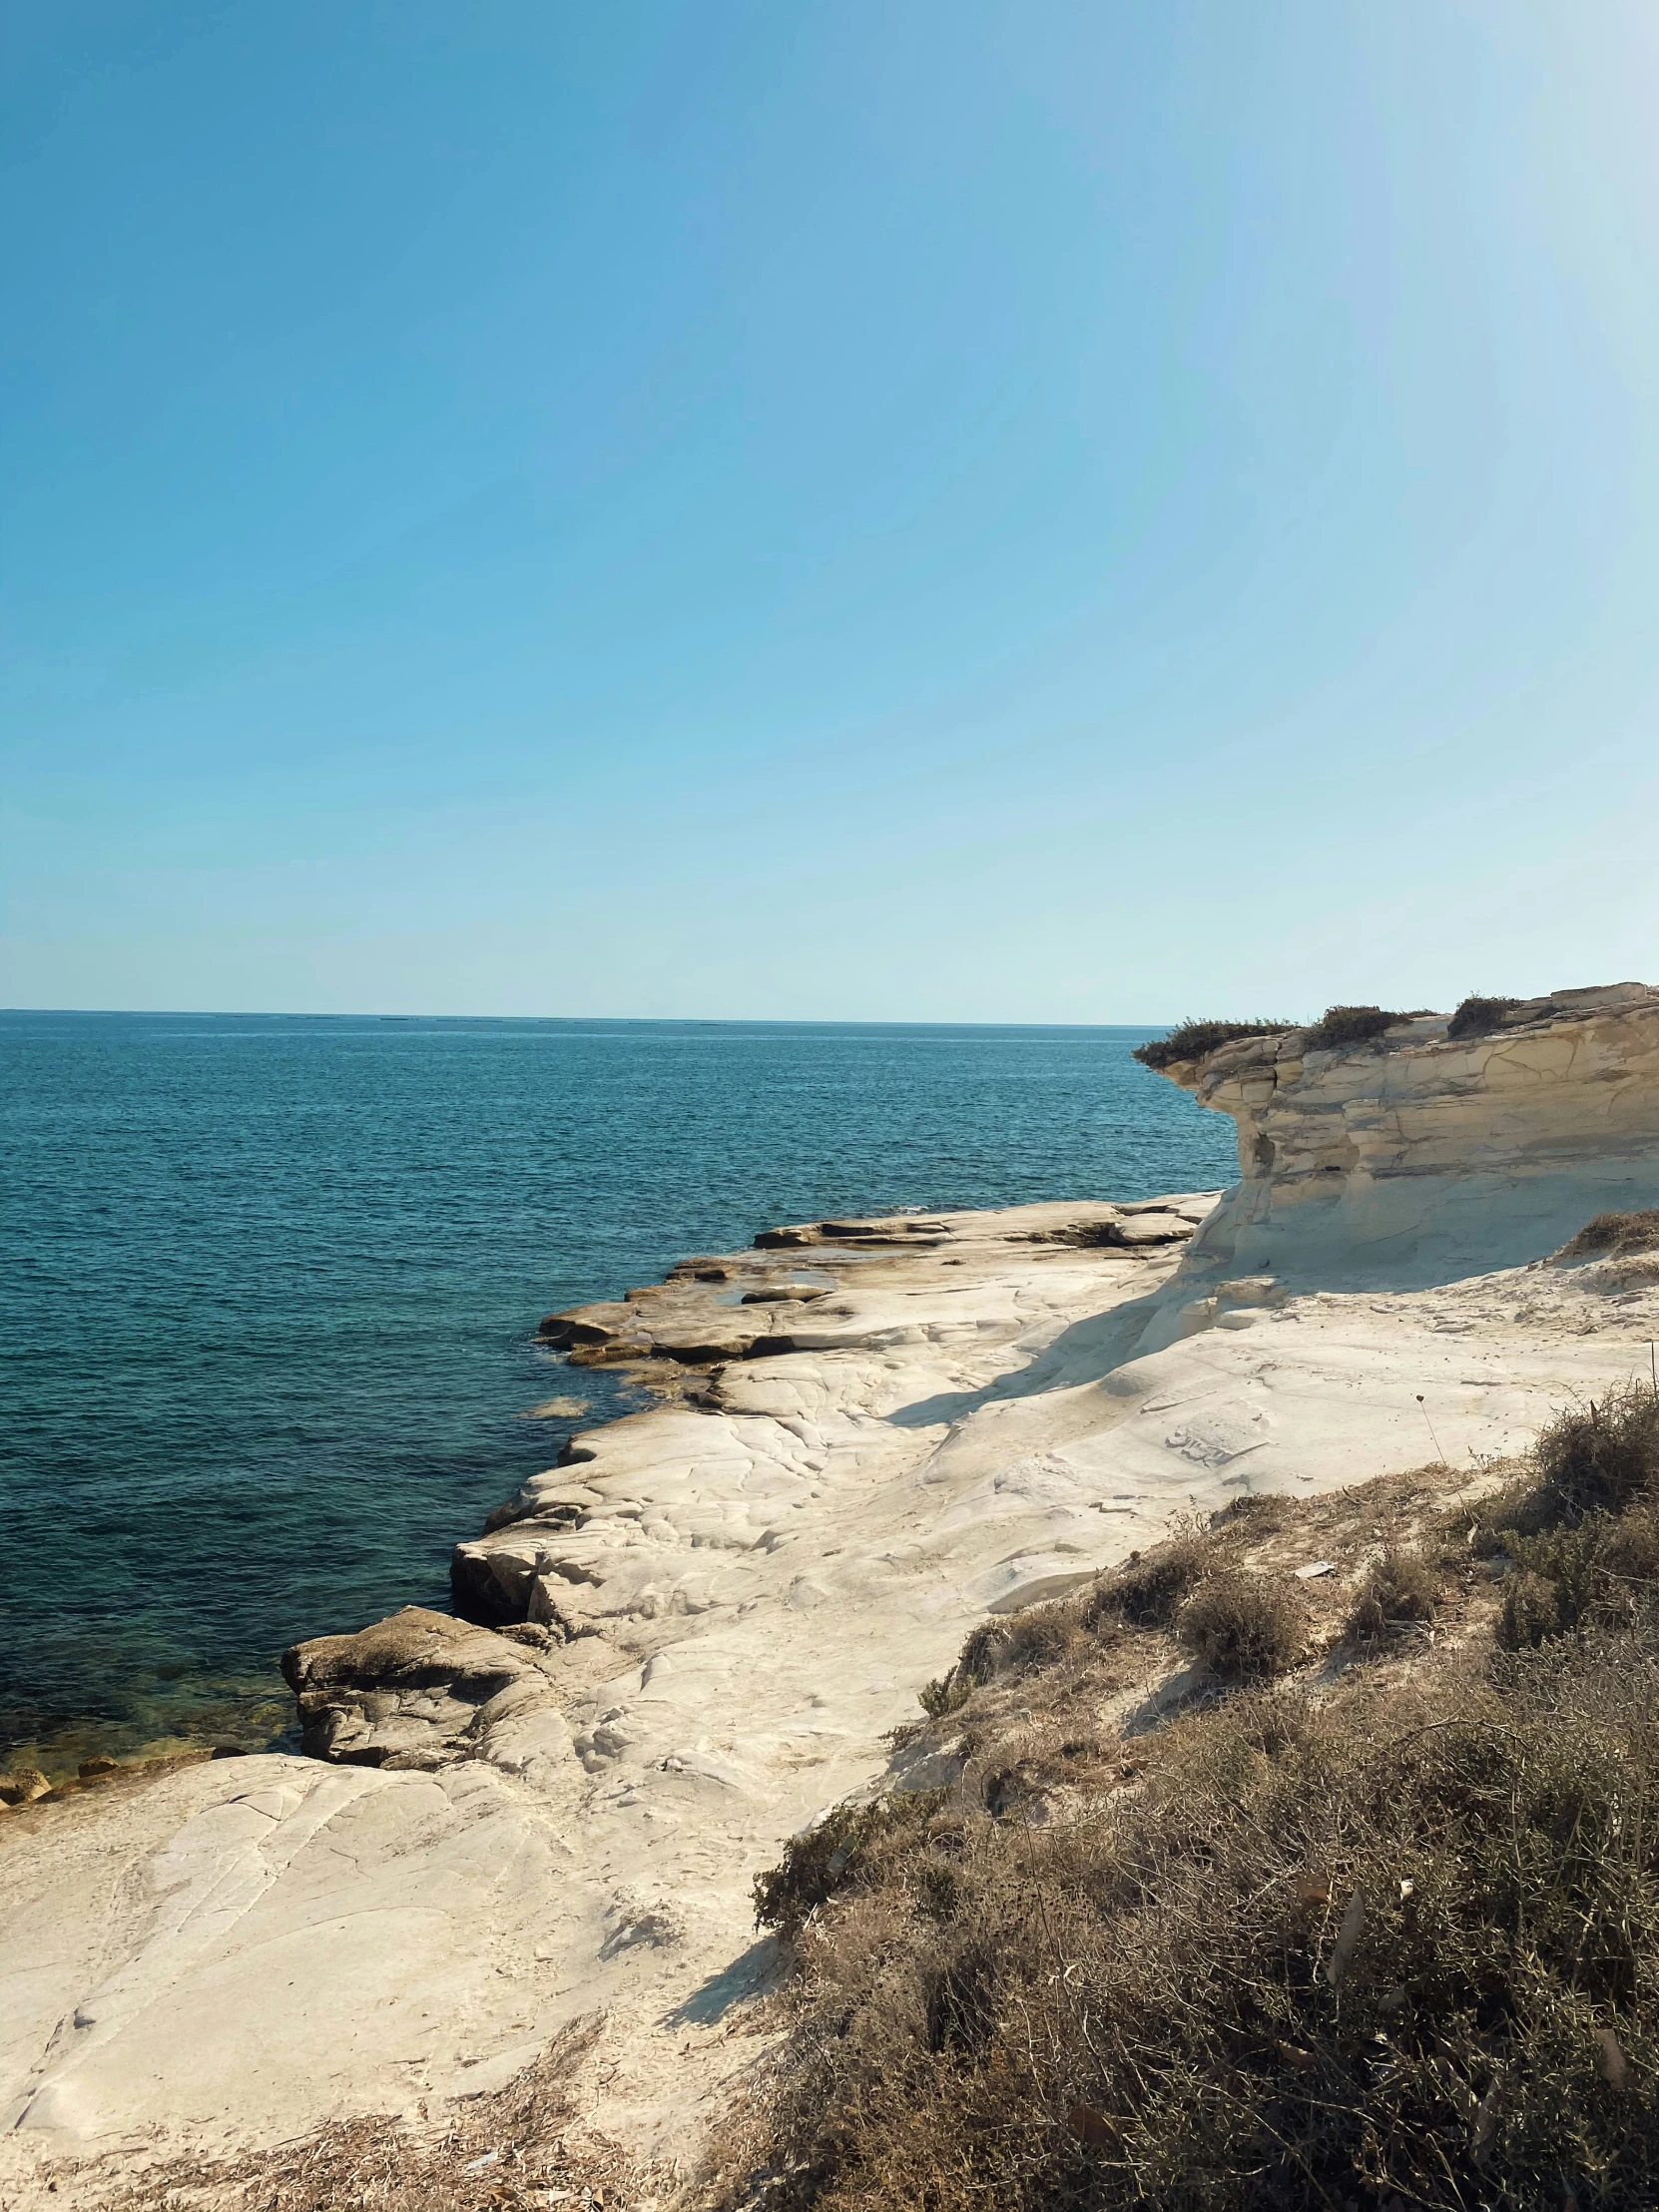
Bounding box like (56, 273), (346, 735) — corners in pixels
(4, 988), (1658, 2203)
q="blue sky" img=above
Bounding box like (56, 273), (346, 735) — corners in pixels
(4, 1), (1657, 1019)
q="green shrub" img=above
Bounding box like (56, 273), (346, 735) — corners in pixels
(1498, 1565), (1565, 1651)
(1132, 1018), (1292, 1072)
(916, 1671), (970, 1718)
(1496, 1508), (1659, 1650)
(753, 1793), (942, 1936)
(957, 1604), (1077, 1685)
(1453, 1472), (1567, 1556)
(921, 1600), (1082, 1715)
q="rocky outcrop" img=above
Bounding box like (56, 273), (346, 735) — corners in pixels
(280, 1606), (572, 1783)
(533, 1207), (1204, 1374)
(533, 1215), (965, 1369)
(1150, 982), (1659, 1294)
(462, 1200), (1210, 1627)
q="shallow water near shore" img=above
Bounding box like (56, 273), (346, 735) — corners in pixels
(0, 1012), (1237, 1773)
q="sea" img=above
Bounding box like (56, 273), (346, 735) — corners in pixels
(0, 1012), (1239, 1773)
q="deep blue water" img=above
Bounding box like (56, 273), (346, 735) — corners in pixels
(0, 1013), (1237, 1771)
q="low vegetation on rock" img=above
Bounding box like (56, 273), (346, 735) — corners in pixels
(1133, 1003), (1448, 1072)
(1304, 1003), (1428, 1050)
(1089, 1522), (1212, 1628)
(713, 1387), (1659, 2212)
(1345, 1543), (1439, 1643)
(1131, 1018), (1293, 1072)
(1447, 993), (1522, 1039)
(1556, 1211), (1659, 1265)
(1175, 1566), (1310, 1678)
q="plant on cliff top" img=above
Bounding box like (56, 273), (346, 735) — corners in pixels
(1304, 1002), (1426, 1049)
(1132, 1018), (1293, 1072)
(1448, 992), (1521, 1039)
(1532, 1380), (1659, 1518)
(1085, 1524), (1213, 1628)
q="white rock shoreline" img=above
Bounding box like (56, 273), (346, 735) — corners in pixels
(5, 983), (1659, 2207)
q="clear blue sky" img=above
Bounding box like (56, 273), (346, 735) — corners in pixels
(4, 1), (1656, 1020)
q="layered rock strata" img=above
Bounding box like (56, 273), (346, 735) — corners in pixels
(533, 1202), (1199, 1374)
(1152, 981), (1659, 1298)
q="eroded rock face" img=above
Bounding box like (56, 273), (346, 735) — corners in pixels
(1156, 982), (1659, 1291)
(280, 1606), (571, 1782)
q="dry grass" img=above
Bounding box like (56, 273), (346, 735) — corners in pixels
(1345, 1545), (1440, 1643)
(1556, 1211), (1659, 1265)
(53, 2020), (640, 2212)
(707, 1400), (1659, 2212)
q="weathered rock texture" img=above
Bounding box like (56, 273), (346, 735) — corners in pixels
(280, 1606), (572, 1781)
(456, 1201), (1211, 1628)
(9, 998), (1659, 2204)
(1154, 982), (1659, 1295)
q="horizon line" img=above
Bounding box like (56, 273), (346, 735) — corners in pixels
(0, 1005), (1197, 1030)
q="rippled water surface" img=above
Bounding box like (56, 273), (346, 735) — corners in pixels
(0, 1014), (1237, 1769)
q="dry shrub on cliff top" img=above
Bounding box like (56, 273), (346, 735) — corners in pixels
(1131, 1018), (1292, 1072)
(1447, 992), (1521, 1039)
(1175, 1567), (1309, 1679)
(1533, 1380), (1659, 1517)
(919, 1598), (1086, 1716)
(1087, 1520), (1213, 1628)
(1345, 1543), (1440, 1643)
(718, 1638), (1659, 2212)
(1304, 1002), (1420, 1049)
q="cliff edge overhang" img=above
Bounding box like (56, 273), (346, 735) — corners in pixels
(1150, 981), (1659, 1292)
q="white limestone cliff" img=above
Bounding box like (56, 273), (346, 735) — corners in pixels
(1151, 982), (1659, 1304)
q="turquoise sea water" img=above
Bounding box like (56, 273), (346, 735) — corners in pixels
(0, 1013), (1238, 1771)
